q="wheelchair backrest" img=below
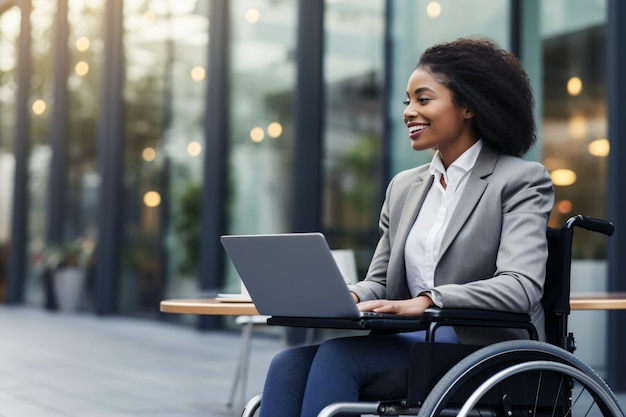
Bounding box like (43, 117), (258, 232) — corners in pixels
(542, 226), (574, 350)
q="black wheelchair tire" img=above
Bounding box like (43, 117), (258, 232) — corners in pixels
(417, 340), (624, 417)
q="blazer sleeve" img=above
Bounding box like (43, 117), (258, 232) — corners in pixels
(346, 176), (396, 301)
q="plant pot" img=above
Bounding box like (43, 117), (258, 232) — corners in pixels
(53, 267), (86, 312)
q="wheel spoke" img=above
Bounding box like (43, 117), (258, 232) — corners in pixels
(533, 371), (543, 417)
(550, 373), (565, 417)
(566, 383), (587, 417)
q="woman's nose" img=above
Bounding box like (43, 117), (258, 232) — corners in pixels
(403, 106), (417, 123)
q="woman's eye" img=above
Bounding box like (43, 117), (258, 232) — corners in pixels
(402, 98), (410, 105)
(418, 97), (430, 104)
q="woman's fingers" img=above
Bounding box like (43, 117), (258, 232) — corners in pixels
(357, 298), (430, 316)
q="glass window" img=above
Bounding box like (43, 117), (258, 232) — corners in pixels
(540, 0), (608, 258)
(225, 0), (297, 293)
(122, 0), (209, 315)
(0, 6), (21, 303)
(519, 0), (608, 378)
(25, 0), (55, 306)
(323, 0), (385, 276)
(388, 0), (510, 175)
(62, 0), (105, 309)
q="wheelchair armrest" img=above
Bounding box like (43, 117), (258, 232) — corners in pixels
(422, 307), (531, 322)
(421, 308), (538, 342)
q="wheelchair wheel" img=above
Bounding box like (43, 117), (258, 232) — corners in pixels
(417, 340), (624, 417)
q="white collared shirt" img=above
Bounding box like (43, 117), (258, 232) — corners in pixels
(404, 140), (483, 305)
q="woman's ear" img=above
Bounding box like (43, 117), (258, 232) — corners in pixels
(463, 106), (475, 120)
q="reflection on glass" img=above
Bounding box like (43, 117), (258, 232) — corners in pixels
(75, 36), (90, 51)
(226, 0), (297, 293)
(541, 0), (607, 258)
(32, 99), (46, 115)
(568, 113), (587, 140)
(556, 199), (573, 214)
(74, 60), (89, 76)
(323, 0), (385, 275)
(551, 169), (577, 186)
(142, 147), (157, 162)
(567, 76), (583, 96)
(185, 141), (201, 157)
(25, 0), (55, 306)
(267, 122), (282, 138)
(123, 0), (208, 316)
(143, 191), (162, 207)
(426, 1), (442, 18)
(190, 65), (205, 81)
(0, 6), (21, 303)
(249, 127), (264, 143)
(588, 138), (609, 157)
(55, 0), (106, 311)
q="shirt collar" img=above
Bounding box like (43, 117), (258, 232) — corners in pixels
(429, 139), (483, 179)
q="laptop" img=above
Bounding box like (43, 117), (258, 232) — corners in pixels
(220, 233), (424, 330)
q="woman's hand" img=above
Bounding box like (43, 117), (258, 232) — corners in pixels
(357, 295), (434, 316)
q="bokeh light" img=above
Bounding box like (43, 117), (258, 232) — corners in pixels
(143, 191), (161, 207)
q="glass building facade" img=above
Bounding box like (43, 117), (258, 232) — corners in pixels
(1, 0), (625, 388)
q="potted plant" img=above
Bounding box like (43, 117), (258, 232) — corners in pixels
(45, 238), (94, 312)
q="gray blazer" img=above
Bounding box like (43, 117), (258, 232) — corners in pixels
(348, 145), (555, 345)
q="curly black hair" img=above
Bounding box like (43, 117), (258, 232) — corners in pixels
(417, 37), (535, 157)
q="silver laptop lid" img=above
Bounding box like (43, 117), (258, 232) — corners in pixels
(220, 233), (361, 318)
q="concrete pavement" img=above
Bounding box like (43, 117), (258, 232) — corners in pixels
(0, 306), (283, 417)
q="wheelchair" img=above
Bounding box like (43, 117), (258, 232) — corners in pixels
(242, 215), (624, 417)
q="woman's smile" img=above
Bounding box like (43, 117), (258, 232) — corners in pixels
(408, 122), (430, 139)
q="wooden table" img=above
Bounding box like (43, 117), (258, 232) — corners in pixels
(160, 298), (258, 316)
(570, 292), (626, 310)
(160, 293), (626, 317)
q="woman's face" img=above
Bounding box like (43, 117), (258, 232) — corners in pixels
(403, 68), (476, 166)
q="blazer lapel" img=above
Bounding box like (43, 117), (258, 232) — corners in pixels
(394, 174), (434, 250)
(437, 146), (499, 261)
(387, 173), (433, 298)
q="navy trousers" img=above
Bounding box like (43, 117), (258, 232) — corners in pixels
(258, 327), (460, 417)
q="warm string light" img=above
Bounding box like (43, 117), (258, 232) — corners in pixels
(426, 1), (441, 18)
(75, 61), (89, 76)
(191, 66), (205, 81)
(245, 8), (261, 24)
(567, 76), (583, 96)
(142, 147), (156, 162)
(32, 99), (46, 115)
(187, 141), (202, 156)
(550, 169), (577, 187)
(249, 122), (283, 143)
(143, 191), (161, 207)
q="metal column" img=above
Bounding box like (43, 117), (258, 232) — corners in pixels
(6, 0), (31, 303)
(94, 0), (124, 315)
(198, 0), (230, 329)
(606, 0), (626, 392)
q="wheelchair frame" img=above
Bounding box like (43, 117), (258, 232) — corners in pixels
(241, 215), (623, 417)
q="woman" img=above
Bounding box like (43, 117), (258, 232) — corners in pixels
(258, 37), (554, 417)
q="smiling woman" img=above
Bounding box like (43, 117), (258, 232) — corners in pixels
(257, 37), (554, 417)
